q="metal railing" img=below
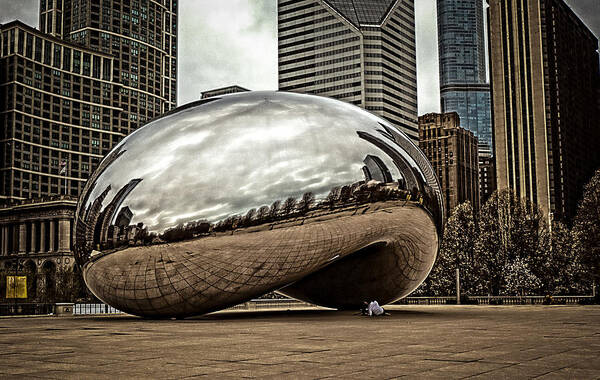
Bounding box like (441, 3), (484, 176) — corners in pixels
(395, 295), (596, 305)
(0, 303), (54, 316)
(1, 295), (595, 317)
(73, 303), (123, 315)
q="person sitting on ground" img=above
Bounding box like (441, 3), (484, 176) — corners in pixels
(364, 300), (385, 316)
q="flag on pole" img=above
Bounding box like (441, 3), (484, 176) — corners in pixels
(59, 160), (67, 175)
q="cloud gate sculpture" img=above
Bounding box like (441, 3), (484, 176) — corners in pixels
(74, 91), (444, 318)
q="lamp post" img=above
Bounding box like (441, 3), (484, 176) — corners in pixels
(13, 257), (20, 314)
(456, 268), (461, 305)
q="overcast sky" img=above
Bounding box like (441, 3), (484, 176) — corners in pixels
(1, 0), (598, 115)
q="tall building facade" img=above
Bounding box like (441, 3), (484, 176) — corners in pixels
(277, 0), (419, 141)
(478, 152), (496, 203)
(0, 0), (177, 204)
(419, 112), (479, 216)
(437, 0), (492, 157)
(488, 0), (600, 221)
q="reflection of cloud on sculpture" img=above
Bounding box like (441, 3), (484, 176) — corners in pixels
(74, 91), (444, 318)
(82, 93), (413, 233)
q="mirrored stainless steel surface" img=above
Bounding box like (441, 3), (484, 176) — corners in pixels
(74, 91), (444, 317)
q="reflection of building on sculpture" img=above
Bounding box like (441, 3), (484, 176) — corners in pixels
(74, 91), (444, 318)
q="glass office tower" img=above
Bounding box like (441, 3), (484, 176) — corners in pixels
(437, 0), (492, 156)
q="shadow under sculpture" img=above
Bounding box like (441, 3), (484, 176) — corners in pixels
(73, 91), (444, 318)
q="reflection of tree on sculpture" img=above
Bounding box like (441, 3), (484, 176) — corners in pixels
(339, 185), (352, 203)
(101, 179), (425, 245)
(322, 187), (340, 209)
(256, 205), (270, 223)
(269, 200), (281, 221)
(282, 197), (297, 217)
(161, 220), (210, 242)
(242, 208), (256, 227)
(297, 192), (315, 215)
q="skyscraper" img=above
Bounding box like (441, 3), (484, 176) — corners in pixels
(488, 0), (600, 221)
(437, 0), (492, 157)
(0, 0), (177, 203)
(419, 112), (480, 215)
(277, 0), (419, 141)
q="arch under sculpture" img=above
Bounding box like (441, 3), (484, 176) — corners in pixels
(74, 91), (444, 318)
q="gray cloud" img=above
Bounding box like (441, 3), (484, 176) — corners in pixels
(415, 0), (440, 115)
(564, 0), (600, 38)
(0, 0), (38, 25)
(83, 92), (422, 232)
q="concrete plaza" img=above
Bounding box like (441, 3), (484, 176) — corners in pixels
(1, 305), (599, 379)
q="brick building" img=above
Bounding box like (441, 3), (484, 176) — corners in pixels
(419, 112), (479, 216)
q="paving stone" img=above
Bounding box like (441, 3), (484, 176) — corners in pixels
(0, 305), (599, 378)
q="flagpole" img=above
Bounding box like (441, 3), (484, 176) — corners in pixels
(60, 159), (68, 196)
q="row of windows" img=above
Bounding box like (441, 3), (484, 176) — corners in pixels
(279, 53), (360, 75)
(279, 63), (361, 84)
(7, 140), (103, 165)
(364, 51), (416, 78)
(278, 3), (321, 19)
(278, 13), (332, 33)
(313, 81), (361, 94)
(279, 28), (354, 51)
(1, 28), (113, 81)
(279, 20), (344, 42)
(364, 61), (418, 94)
(384, 15), (416, 45)
(281, 72), (362, 91)
(279, 45), (360, 67)
(279, 36), (360, 59)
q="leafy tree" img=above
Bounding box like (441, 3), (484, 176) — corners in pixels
(572, 168), (600, 284)
(530, 221), (588, 295)
(504, 257), (540, 297)
(427, 202), (481, 296)
(475, 190), (548, 295)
